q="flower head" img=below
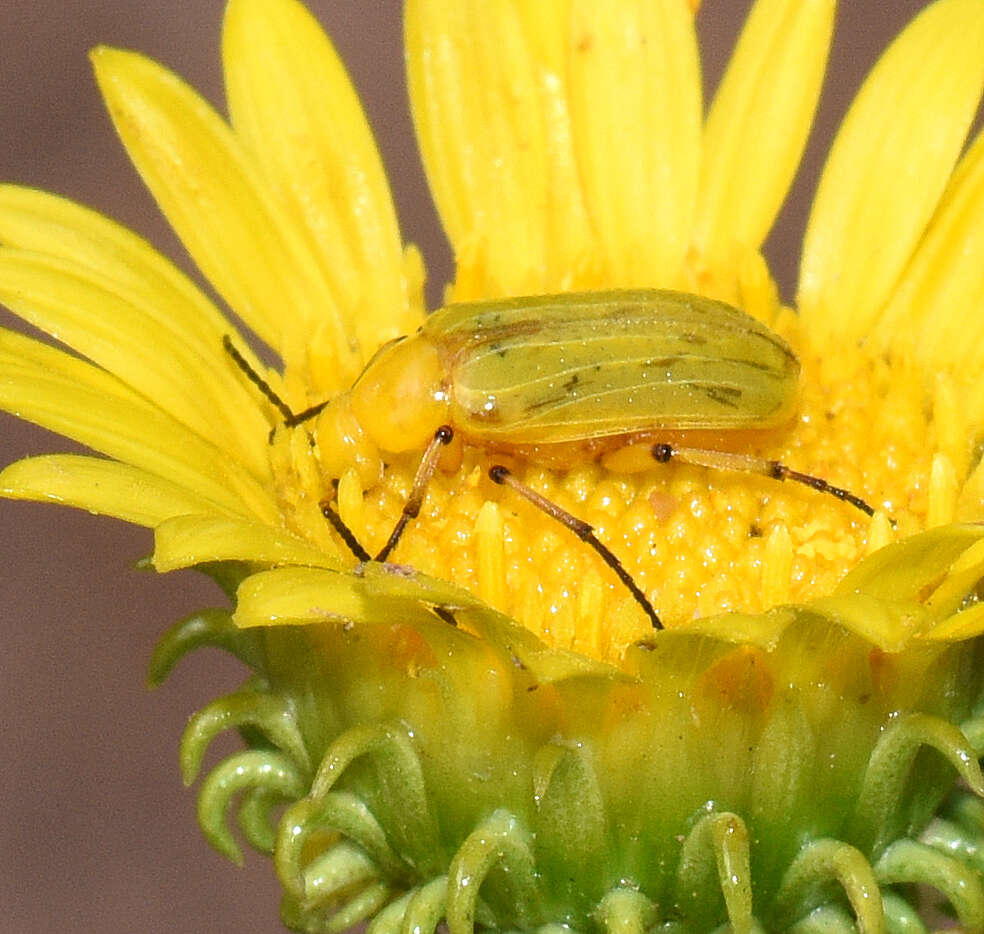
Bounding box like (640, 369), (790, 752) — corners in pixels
(4, 0), (984, 931)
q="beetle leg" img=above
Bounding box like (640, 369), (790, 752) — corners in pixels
(651, 443), (878, 517)
(320, 498), (458, 626)
(375, 426), (455, 563)
(488, 465), (662, 630)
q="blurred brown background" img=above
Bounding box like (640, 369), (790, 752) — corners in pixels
(0, 2), (931, 932)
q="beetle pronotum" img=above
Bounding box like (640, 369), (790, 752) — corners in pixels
(226, 289), (878, 630)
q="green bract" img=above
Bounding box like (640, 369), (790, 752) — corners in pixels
(152, 526), (984, 933)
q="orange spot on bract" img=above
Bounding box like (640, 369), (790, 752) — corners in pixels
(868, 647), (898, 696)
(382, 624), (436, 672)
(598, 681), (651, 734)
(696, 645), (774, 715)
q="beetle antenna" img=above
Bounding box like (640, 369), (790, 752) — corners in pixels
(223, 335), (328, 427)
(488, 464), (663, 630)
(650, 443), (878, 517)
(375, 426), (455, 563)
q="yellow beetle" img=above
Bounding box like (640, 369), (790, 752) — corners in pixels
(226, 289), (877, 629)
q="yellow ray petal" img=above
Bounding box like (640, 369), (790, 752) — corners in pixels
(0, 248), (269, 479)
(873, 129), (984, 425)
(238, 561), (623, 683)
(233, 565), (445, 628)
(152, 514), (340, 572)
(0, 186), (229, 352)
(0, 454), (230, 527)
(694, 0), (834, 263)
(922, 602), (984, 642)
(0, 328), (277, 522)
(236, 564), (616, 686)
(798, 0), (984, 340)
(835, 524), (984, 607)
(223, 0), (419, 356)
(90, 46), (358, 384)
(0, 184), (269, 469)
(807, 594), (928, 653)
(567, 0), (700, 286)
(924, 539), (984, 620)
(407, 0), (594, 298)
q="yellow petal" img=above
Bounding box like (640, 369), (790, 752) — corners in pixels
(835, 524), (984, 609)
(90, 46), (357, 383)
(669, 607), (792, 650)
(798, 0), (984, 340)
(0, 454), (228, 527)
(0, 184), (269, 473)
(694, 0), (834, 262)
(922, 601), (984, 642)
(0, 185), (227, 350)
(0, 248), (269, 479)
(0, 328), (277, 522)
(924, 539), (984, 619)
(223, 0), (420, 356)
(234, 562), (615, 688)
(238, 560), (625, 682)
(406, 0), (594, 297)
(152, 514), (340, 572)
(874, 129), (984, 425)
(808, 593), (928, 653)
(233, 565), (447, 628)
(567, 0), (700, 285)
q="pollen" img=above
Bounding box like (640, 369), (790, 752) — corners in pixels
(274, 317), (963, 666)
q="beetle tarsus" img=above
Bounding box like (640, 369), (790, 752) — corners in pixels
(652, 444), (878, 519)
(771, 463), (876, 517)
(375, 426), (455, 563)
(489, 464), (663, 630)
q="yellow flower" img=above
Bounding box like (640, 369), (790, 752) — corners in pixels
(4, 0), (984, 931)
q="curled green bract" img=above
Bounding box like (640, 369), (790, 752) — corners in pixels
(153, 527), (984, 932)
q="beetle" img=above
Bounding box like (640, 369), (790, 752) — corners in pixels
(225, 289), (878, 630)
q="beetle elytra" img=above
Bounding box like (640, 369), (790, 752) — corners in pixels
(225, 289), (879, 630)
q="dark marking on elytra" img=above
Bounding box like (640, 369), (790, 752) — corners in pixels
(524, 392), (572, 414)
(700, 384), (743, 408)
